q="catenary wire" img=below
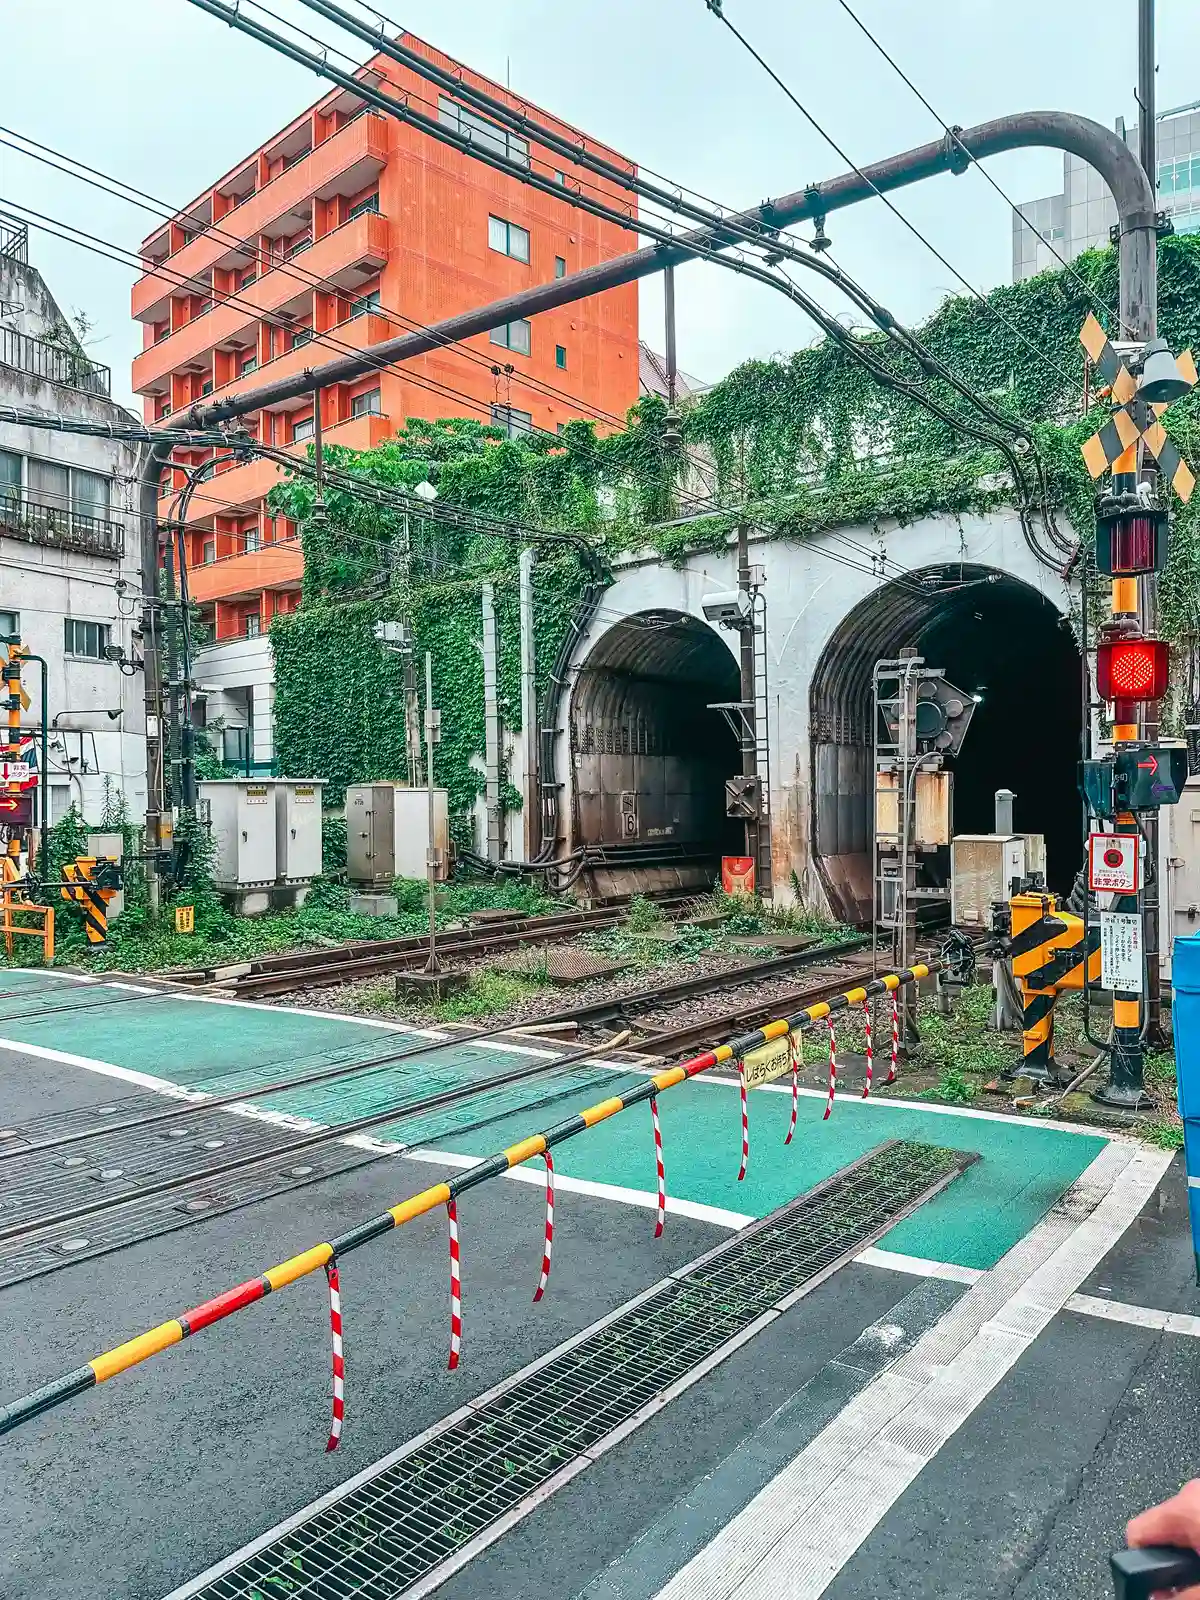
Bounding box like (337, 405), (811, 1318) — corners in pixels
(702, 0), (1080, 390)
(825, 0), (1126, 332)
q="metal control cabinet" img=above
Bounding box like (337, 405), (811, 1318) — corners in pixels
(347, 783), (450, 885)
(276, 780), (325, 882)
(200, 780), (278, 887)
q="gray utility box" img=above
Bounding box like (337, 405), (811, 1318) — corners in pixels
(276, 779), (325, 882)
(200, 779), (277, 887)
(347, 783), (450, 886)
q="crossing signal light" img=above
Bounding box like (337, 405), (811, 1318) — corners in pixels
(1095, 495), (1167, 577)
(1097, 637), (1169, 716)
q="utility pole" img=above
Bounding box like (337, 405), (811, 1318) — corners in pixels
(518, 548), (538, 858)
(481, 582), (503, 864)
(735, 523), (759, 875)
(423, 651), (441, 974)
(1136, 0), (1165, 1044)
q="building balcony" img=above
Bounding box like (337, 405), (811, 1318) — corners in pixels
(132, 211), (391, 396)
(173, 409), (393, 527)
(187, 539), (304, 605)
(0, 325), (111, 397)
(132, 113), (389, 323)
(0, 490), (124, 559)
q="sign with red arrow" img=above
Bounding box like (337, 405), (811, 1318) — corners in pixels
(1137, 753), (1159, 774)
(0, 794), (34, 826)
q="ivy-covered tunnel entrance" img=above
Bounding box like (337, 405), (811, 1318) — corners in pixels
(810, 565), (1082, 925)
(569, 610), (744, 892)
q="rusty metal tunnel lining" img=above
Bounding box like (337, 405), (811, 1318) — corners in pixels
(809, 566), (1080, 924)
(570, 611), (742, 882)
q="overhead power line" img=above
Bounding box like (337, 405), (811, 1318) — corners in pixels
(702, 0), (1079, 390)
(826, 0), (1122, 331)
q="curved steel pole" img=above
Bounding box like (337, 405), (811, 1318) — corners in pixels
(170, 108), (1156, 432)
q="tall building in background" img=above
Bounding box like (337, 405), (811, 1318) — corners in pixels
(1013, 97), (1200, 282)
(130, 33), (639, 769)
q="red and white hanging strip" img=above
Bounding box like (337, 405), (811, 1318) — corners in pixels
(823, 1015), (837, 1121)
(785, 1030), (801, 1146)
(861, 998), (874, 1099)
(737, 1059), (750, 1182)
(887, 988), (899, 1084)
(324, 1258), (344, 1453)
(447, 1197), (462, 1370)
(533, 1151), (555, 1302)
(650, 1095), (666, 1237)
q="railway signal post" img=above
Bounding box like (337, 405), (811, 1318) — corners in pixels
(1078, 315), (1195, 1106)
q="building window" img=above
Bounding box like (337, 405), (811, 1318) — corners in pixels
(348, 193), (380, 219)
(490, 403), (533, 439)
(0, 610), (18, 640)
(243, 527), (260, 553)
(201, 537), (216, 564)
(0, 449), (21, 514)
(350, 288), (381, 319)
(351, 387), (382, 418)
(64, 619), (112, 660)
(438, 95), (529, 168)
(291, 326), (315, 349)
(155, 323), (171, 343)
(240, 352), (258, 376)
(200, 379), (214, 396)
(553, 170), (567, 185)
(243, 612), (261, 638)
(555, 344), (567, 370)
(72, 469), (110, 520)
(287, 235), (313, 259)
(240, 269), (257, 288)
(489, 318), (531, 357)
(292, 415), (315, 443)
(554, 255), (566, 278)
(488, 215), (530, 263)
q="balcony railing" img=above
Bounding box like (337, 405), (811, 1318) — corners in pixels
(0, 213), (28, 263)
(0, 490), (124, 559)
(0, 326), (111, 397)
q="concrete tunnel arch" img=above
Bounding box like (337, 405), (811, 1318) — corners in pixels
(809, 563), (1083, 925)
(568, 609), (745, 891)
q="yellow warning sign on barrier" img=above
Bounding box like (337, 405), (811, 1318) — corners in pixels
(741, 1035), (793, 1089)
(174, 905), (195, 934)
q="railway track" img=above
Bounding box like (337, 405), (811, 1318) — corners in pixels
(0, 937), (882, 1281)
(165, 892), (701, 996)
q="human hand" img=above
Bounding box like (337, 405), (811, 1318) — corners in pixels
(1127, 1482), (1200, 1599)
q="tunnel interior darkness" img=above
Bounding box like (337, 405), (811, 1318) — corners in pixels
(811, 566), (1082, 924)
(570, 611), (744, 876)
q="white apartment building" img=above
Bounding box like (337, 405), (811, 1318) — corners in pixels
(0, 216), (148, 825)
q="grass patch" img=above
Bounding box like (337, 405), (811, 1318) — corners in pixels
(1138, 1119), (1185, 1150)
(921, 1066), (979, 1105)
(427, 968), (551, 1022)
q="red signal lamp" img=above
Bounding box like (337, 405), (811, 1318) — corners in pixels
(1097, 635), (1170, 722)
(1095, 493), (1168, 577)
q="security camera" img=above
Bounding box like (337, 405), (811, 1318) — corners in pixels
(702, 590), (751, 627)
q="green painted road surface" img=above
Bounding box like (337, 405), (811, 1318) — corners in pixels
(0, 969), (1106, 1271)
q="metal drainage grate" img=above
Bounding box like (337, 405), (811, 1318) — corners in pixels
(180, 1139), (974, 1600)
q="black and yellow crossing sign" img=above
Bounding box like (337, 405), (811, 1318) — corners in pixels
(1079, 313), (1197, 502)
(60, 857), (119, 944)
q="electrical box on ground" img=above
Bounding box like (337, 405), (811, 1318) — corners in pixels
(275, 780), (325, 883)
(346, 783), (450, 886)
(950, 834), (1026, 927)
(876, 769), (952, 848)
(199, 780), (277, 887)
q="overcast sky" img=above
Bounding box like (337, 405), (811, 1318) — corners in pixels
(3, 0), (1199, 413)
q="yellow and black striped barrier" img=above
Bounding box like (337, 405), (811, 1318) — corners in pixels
(59, 857), (119, 945)
(0, 958), (943, 1441)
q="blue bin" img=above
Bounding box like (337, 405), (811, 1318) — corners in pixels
(1173, 932), (1200, 1279)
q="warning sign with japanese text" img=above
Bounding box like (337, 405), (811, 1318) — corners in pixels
(1100, 911), (1143, 993)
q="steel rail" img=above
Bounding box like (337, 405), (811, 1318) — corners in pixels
(0, 938), (864, 1169)
(0, 957), (941, 1438)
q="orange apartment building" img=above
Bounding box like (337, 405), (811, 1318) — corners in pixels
(131, 34), (640, 654)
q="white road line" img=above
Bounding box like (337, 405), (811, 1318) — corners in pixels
(1065, 1292), (1200, 1338)
(400, 1144), (753, 1229)
(654, 1141), (1173, 1600)
(854, 1246), (983, 1285)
